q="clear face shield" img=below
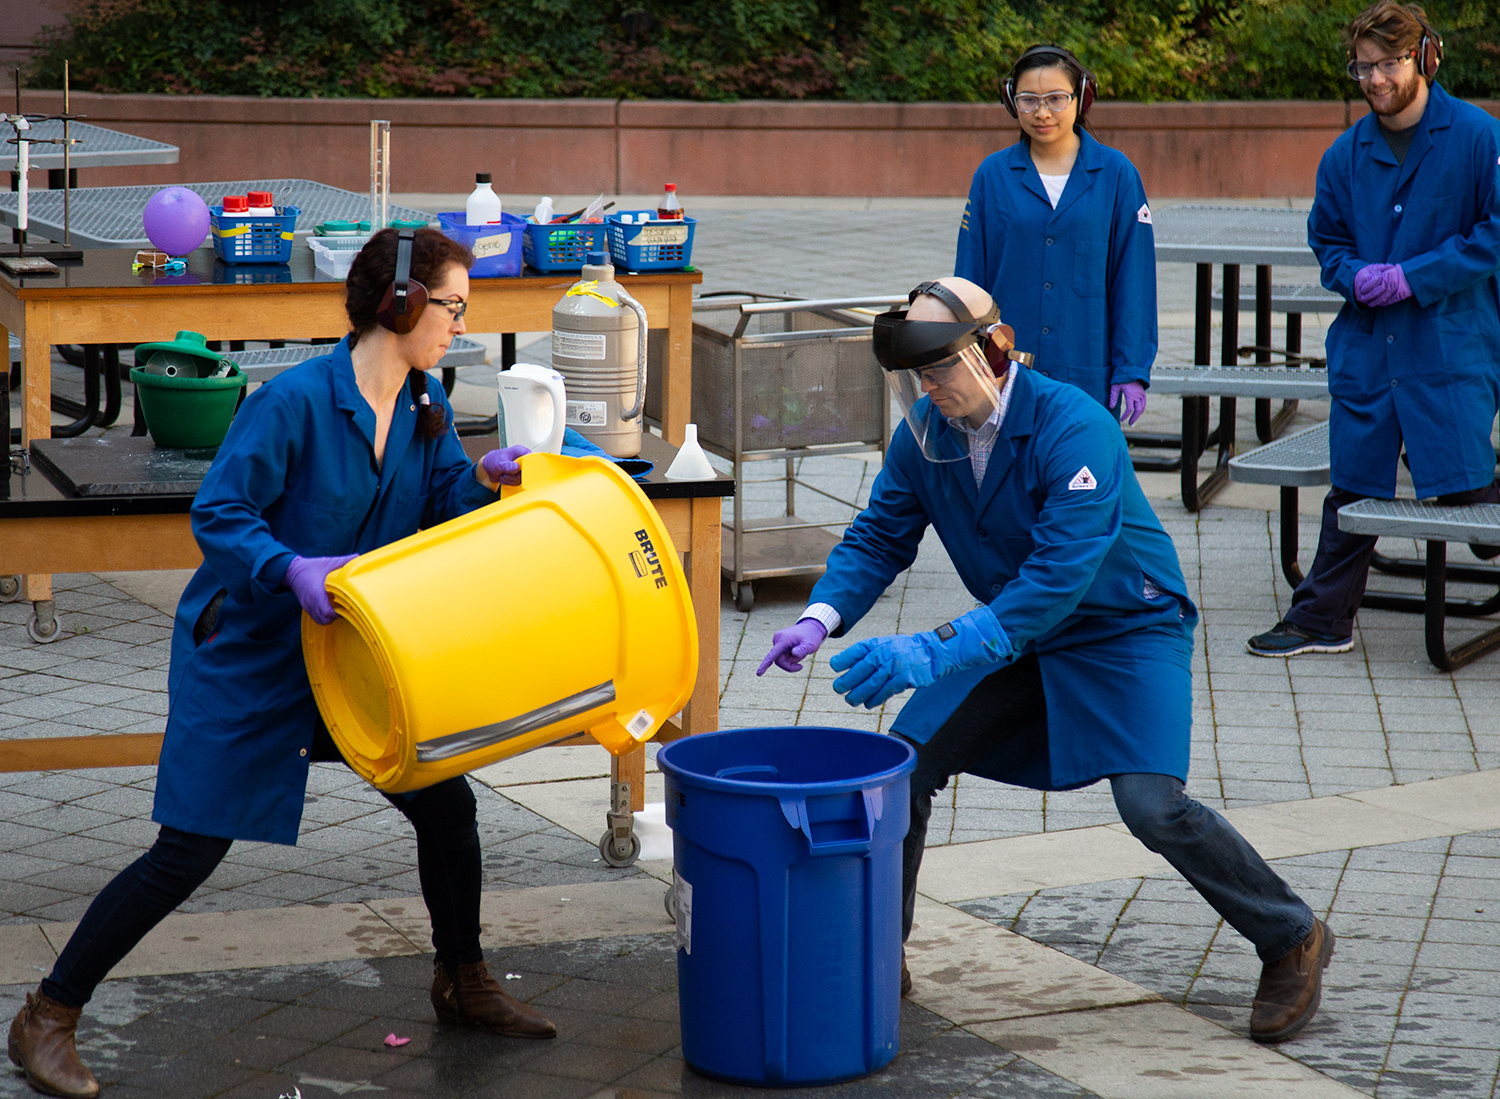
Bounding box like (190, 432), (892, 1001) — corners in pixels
(873, 310), (1007, 463)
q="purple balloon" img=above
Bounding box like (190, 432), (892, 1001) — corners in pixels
(142, 187), (211, 257)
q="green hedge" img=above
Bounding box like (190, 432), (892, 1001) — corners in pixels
(28, 0), (1500, 101)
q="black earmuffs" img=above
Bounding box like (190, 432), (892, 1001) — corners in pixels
(1001, 45), (1098, 121)
(374, 230), (429, 335)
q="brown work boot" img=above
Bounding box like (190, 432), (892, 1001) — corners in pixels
(8, 989), (100, 1099)
(900, 951), (912, 998)
(1250, 919), (1335, 1043)
(431, 960), (557, 1039)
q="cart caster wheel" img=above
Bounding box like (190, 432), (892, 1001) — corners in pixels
(27, 613), (63, 644)
(599, 829), (641, 868)
(664, 885), (677, 922)
(733, 581), (754, 612)
(0, 576), (20, 603)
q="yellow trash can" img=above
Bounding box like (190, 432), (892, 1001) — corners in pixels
(303, 453), (698, 792)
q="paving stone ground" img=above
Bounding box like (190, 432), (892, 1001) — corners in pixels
(4, 197), (1500, 1098)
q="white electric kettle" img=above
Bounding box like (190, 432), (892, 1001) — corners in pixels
(496, 363), (567, 454)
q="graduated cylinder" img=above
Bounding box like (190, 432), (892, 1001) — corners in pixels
(303, 453), (697, 792)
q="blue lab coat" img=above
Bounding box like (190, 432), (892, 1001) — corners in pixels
(955, 131), (1158, 407)
(1310, 83), (1500, 498)
(153, 339), (496, 845)
(809, 366), (1196, 791)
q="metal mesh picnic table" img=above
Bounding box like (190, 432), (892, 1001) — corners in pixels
(0, 179), (430, 249)
(0, 120), (179, 172)
(1153, 204), (1319, 267)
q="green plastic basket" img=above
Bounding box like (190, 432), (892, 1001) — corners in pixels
(130, 365), (248, 449)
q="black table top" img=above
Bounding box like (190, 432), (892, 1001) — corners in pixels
(1, 430), (731, 520)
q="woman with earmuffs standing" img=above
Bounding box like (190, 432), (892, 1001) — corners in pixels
(8, 229), (553, 1099)
(956, 45), (1158, 427)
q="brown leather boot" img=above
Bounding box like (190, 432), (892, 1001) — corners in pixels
(1250, 919), (1335, 1043)
(8, 989), (100, 1099)
(430, 960), (557, 1039)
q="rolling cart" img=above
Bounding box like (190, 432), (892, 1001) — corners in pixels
(689, 295), (902, 611)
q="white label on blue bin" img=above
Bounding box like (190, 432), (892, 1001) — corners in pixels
(674, 870), (693, 955)
(629, 225), (690, 247)
(567, 400), (608, 427)
(553, 331), (607, 361)
(471, 232), (512, 259)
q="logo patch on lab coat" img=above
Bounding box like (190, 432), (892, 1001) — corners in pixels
(1068, 466), (1098, 491)
(1137, 203), (1152, 225)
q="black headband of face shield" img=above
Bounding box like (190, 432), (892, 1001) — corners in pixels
(873, 310), (988, 373)
(906, 280), (1000, 326)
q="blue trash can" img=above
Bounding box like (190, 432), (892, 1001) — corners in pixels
(656, 726), (917, 1086)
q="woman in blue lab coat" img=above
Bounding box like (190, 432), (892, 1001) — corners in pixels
(955, 45), (1157, 424)
(759, 279), (1332, 1046)
(9, 230), (553, 1099)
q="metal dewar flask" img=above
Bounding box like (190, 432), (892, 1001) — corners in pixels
(551, 251), (648, 458)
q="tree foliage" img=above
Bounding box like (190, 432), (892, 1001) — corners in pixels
(28, 0), (1500, 100)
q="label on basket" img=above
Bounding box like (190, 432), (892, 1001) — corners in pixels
(674, 870), (693, 955)
(553, 331), (607, 361)
(628, 224), (690, 247)
(627, 709), (654, 740)
(567, 400), (608, 427)
(471, 232), (512, 259)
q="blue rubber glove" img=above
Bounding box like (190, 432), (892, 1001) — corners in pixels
(829, 606), (1012, 709)
(481, 444), (530, 487)
(757, 618), (829, 675)
(1109, 381), (1148, 426)
(284, 554), (357, 626)
(1366, 264), (1412, 308)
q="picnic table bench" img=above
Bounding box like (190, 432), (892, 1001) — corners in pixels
(1229, 422), (1500, 670)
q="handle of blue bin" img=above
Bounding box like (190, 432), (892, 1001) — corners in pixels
(778, 788), (882, 857)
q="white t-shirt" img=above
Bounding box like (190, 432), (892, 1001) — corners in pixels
(1039, 172), (1070, 208)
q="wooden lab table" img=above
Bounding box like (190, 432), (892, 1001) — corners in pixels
(0, 433), (732, 830)
(0, 246), (701, 627)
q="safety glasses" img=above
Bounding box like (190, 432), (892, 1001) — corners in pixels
(428, 297), (468, 320)
(1014, 92), (1076, 114)
(1346, 53), (1414, 81)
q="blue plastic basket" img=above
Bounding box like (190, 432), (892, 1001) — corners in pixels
(606, 211), (696, 272)
(657, 726), (915, 1086)
(209, 205), (300, 265)
(436, 211), (525, 278)
(523, 221), (608, 273)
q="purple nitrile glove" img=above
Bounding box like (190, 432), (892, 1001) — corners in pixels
(1366, 264), (1412, 308)
(285, 554), (357, 626)
(481, 444), (530, 487)
(1109, 381), (1148, 426)
(756, 618), (829, 676)
(1353, 263), (1394, 306)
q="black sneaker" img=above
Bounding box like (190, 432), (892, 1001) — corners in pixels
(1246, 621), (1354, 657)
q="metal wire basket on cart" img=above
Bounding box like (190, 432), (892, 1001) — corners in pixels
(687, 294), (904, 611)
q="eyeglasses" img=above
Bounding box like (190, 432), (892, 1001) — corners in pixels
(428, 297), (468, 320)
(915, 363), (959, 386)
(1346, 53), (1414, 81)
(1014, 92), (1076, 114)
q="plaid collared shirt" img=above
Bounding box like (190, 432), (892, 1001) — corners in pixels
(949, 363), (1017, 489)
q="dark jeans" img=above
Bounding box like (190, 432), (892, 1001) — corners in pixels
(900, 655), (1315, 964)
(1286, 479), (1500, 638)
(43, 775), (483, 1009)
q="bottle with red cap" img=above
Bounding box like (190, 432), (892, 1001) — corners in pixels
(246, 190), (276, 216)
(221, 194), (249, 216)
(656, 183), (684, 221)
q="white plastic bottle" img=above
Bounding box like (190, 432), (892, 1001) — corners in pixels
(533, 196), (554, 224)
(466, 174), (503, 226)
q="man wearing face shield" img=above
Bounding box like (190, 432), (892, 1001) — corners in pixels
(759, 278), (1334, 1045)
